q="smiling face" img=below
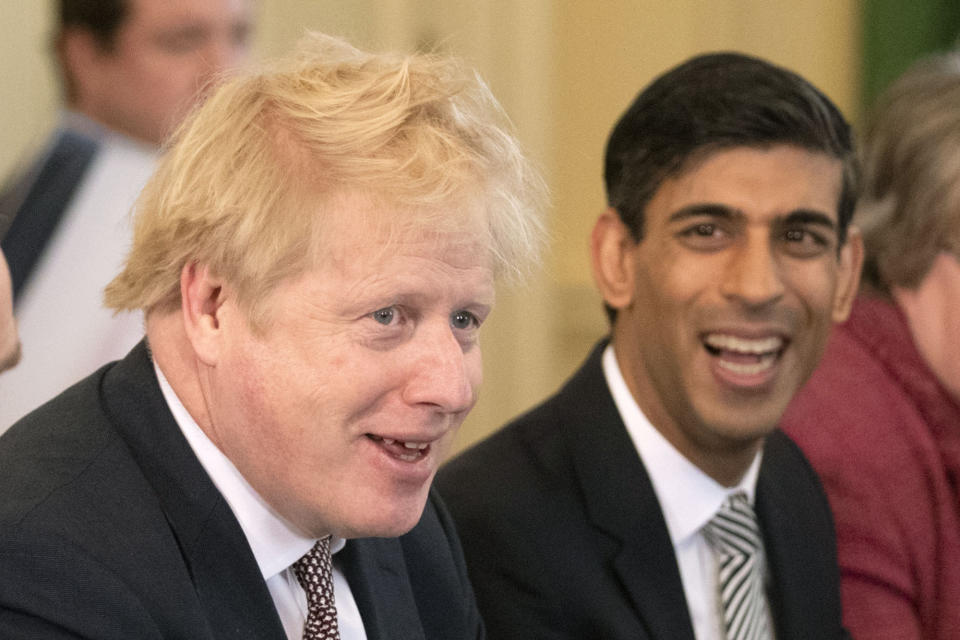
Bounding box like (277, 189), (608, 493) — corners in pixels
(197, 193), (495, 538)
(592, 145), (862, 483)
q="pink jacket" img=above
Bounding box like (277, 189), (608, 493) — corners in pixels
(782, 296), (960, 640)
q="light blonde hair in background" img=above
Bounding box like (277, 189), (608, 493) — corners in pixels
(856, 50), (960, 294)
(105, 32), (546, 329)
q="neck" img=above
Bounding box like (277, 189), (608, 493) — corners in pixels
(146, 311), (213, 433)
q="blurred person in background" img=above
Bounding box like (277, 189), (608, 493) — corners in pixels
(782, 51), (960, 640)
(0, 0), (253, 428)
(0, 251), (19, 374)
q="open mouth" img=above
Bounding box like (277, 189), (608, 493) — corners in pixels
(366, 434), (431, 462)
(702, 333), (786, 376)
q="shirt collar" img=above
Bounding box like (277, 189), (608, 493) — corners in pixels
(153, 361), (345, 580)
(601, 344), (762, 546)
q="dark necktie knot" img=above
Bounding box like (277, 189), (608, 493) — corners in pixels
(292, 536), (340, 640)
(704, 492), (763, 558)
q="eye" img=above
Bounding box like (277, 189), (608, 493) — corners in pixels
(782, 227), (831, 257)
(450, 310), (479, 330)
(677, 220), (730, 251)
(371, 307), (396, 325)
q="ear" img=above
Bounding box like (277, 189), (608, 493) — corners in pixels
(831, 225), (864, 323)
(591, 208), (638, 311)
(180, 262), (227, 366)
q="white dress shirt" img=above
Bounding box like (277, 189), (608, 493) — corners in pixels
(155, 363), (368, 640)
(0, 117), (151, 429)
(602, 344), (774, 640)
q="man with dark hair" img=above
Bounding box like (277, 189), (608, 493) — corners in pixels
(438, 52), (862, 639)
(0, 0), (252, 428)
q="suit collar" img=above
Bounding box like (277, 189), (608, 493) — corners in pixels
(154, 362), (315, 580)
(559, 341), (697, 640)
(603, 343), (763, 544)
(100, 341), (287, 640)
(756, 431), (841, 638)
(338, 537), (426, 640)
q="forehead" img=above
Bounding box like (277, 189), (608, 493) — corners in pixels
(311, 190), (493, 269)
(649, 145), (843, 224)
(125, 0), (250, 30)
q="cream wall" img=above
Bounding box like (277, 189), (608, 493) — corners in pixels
(0, 1), (859, 453)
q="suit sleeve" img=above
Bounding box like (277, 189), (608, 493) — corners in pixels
(0, 532), (164, 640)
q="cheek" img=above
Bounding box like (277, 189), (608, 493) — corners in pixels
(789, 266), (843, 320)
(466, 350), (484, 392)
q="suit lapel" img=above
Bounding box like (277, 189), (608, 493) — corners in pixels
(100, 342), (287, 640)
(338, 537), (426, 640)
(756, 431), (839, 639)
(561, 343), (697, 640)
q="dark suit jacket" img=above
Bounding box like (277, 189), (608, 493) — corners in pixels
(0, 341), (482, 639)
(437, 341), (846, 640)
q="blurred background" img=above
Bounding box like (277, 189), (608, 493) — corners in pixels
(1, 0), (957, 453)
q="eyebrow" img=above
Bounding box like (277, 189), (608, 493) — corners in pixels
(782, 209), (837, 232)
(667, 204), (737, 223)
(668, 203), (837, 232)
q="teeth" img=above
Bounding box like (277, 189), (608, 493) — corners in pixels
(397, 453), (420, 462)
(373, 436), (429, 450)
(717, 353), (777, 375)
(704, 333), (782, 354)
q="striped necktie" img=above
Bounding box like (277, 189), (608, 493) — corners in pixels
(703, 493), (773, 640)
(292, 536), (341, 640)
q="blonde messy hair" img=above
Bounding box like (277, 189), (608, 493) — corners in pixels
(105, 32), (545, 327)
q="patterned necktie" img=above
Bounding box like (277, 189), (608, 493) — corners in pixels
(703, 493), (773, 640)
(292, 536), (341, 640)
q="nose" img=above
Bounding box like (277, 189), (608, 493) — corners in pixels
(719, 234), (785, 309)
(402, 324), (477, 415)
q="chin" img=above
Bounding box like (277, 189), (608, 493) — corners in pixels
(335, 492), (432, 539)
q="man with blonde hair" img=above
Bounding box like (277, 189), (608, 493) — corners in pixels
(782, 51), (960, 640)
(0, 33), (543, 639)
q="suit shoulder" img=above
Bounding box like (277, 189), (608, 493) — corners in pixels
(0, 371), (119, 523)
(765, 430), (822, 487)
(438, 389), (571, 512)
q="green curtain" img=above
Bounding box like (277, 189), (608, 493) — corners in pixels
(862, 0), (960, 111)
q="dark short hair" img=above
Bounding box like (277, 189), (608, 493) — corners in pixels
(59, 0), (130, 50)
(604, 52), (858, 246)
